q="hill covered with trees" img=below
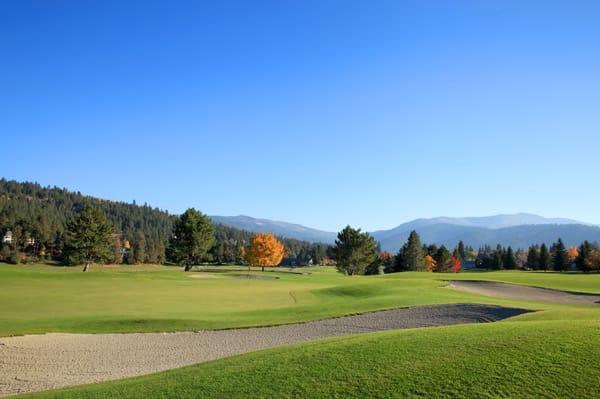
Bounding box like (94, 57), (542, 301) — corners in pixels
(0, 179), (328, 265)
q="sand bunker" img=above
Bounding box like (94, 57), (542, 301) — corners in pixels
(0, 303), (527, 397)
(189, 273), (279, 280)
(448, 280), (600, 305)
(188, 274), (219, 279)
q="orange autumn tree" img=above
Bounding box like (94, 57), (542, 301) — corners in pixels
(244, 233), (285, 271)
(424, 255), (437, 272)
(451, 255), (462, 273)
(567, 246), (579, 263)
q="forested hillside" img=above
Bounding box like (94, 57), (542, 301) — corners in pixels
(0, 179), (328, 265)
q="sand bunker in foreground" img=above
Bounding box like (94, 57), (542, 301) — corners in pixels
(0, 303), (527, 397)
(448, 280), (600, 305)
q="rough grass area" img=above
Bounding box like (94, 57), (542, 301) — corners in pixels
(1, 264), (600, 336)
(18, 319), (600, 399)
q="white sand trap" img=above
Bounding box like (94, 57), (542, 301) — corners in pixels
(188, 274), (219, 279)
(448, 280), (600, 305)
(0, 304), (528, 397)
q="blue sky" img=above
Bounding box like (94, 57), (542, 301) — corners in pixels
(1, 1), (599, 231)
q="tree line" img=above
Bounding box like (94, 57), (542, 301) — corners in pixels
(42, 206), (293, 272)
(3, 179), (599, 274)
(0, 179), (329, 266)
(330, 226), (466, 275)
(471, 239), (599, 272)
(524, 240), (600, 272)
(329, 225), (600, 276)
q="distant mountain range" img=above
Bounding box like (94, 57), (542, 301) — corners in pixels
(210, 215), (338, 244)
(211, 213), (600, 251)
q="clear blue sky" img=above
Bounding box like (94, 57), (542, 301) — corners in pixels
(2, 1), (599, 231)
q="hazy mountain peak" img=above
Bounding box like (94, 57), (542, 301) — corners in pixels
(386, 213), (584, 230)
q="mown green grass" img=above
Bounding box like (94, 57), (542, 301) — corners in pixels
(19, 319), (600, 399)
(2, 264), (600, 336)
(5, 264), (600, 398)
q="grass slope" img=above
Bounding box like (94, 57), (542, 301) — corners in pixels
(19, 319), (600, 399)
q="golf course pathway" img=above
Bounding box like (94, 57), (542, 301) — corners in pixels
(0, 303), (527, 397)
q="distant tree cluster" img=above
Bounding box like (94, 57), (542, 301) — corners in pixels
(475, 244), (520, 270)
(389, 237), (470, 274)
(212, 225), (328, 267)
(525, 240), (600, 272)
(470, 238), (599, 272)
(330, 229), (467, 276)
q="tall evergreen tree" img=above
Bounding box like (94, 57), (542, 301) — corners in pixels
(475, 246), (492, 268)
(526, 246), (539, 270)
(63, 205), (116, 271)
(434, 245), (452, 272)
(552, 238), (569, 271)
(167, 208), (215, 271)
(331, 226), (379, 276)
(576, 241), (593, 272)
(457, 240), (466, 261)
(424, 244), (438, 257)
(503, 246), (517, 269)
(394, 230), (425, 272)
(539, 243), (551, 271)
(491, 245), (504, 270)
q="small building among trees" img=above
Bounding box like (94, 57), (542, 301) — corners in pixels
(2, 230), (12, 244)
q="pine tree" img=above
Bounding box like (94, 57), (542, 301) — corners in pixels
(394, 231), (425, 272)
(424, 244), (438, 257)
(492, 245), (504, 270)
(539, 243), (551, 271)
(576, 241), (593, 272)
(331, 226), (379, 276)
(168, 208), (215, 271)
(434, 245), (452, 272)
(457, 240), (466, 261)
(526, 246), (539, 270)
(503, 246), (517, 269)
(552, 238), (569, 272)
(475, 246), (492, 268)
(63, 205), (116, 271)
